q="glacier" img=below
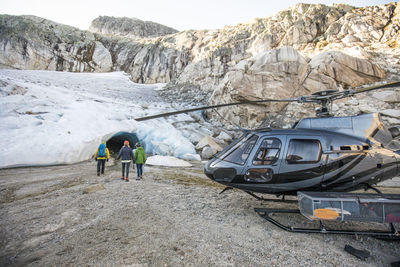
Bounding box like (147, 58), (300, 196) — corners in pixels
(0, 69), (200, 168)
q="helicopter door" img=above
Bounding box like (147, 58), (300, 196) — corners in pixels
(243, 136), (284, 183)
(279, 137), (326, 188)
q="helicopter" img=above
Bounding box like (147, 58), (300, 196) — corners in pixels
(137, 81), (400, 241)
(135, 81), (400, 196)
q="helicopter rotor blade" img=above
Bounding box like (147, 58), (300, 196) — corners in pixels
(135, 98), (298, 121)
(339, 81), (400, 99)
(135, 81), (400, 121)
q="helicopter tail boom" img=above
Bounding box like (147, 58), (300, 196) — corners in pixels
(295, 113), (394, 146)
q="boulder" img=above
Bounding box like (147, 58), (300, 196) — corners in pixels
(201, 146), (215, 159)
(195, 135), (222, 152)
(92, 41), (113, 72)
(84, 184), (105, 194)
(183, 130), (204, 145)
(216, 131), (233, 143)
(307, 51), (385, 88)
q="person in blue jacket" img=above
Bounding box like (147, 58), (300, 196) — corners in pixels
(94, 143), (110, 176)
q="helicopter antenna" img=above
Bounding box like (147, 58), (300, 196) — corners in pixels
(257, 117), (270, 129)
(212, 108), (248, 135)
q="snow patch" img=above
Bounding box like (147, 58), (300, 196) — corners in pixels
(146, 155), (192, 167)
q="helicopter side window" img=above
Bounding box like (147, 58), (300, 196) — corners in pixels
(286, 139), (321, 164)
(253, 138), (281, 165)
(222, 135), (258, 165)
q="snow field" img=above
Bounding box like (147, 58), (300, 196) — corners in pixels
(0, 70), (199, 168)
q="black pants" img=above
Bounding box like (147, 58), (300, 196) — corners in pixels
(122, 162), (130, 178)
(97, 159), (106, 174)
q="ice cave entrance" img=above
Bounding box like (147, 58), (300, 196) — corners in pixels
(106, 131), (139, 156)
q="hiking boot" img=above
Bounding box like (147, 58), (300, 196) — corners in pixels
(125, 178), (129, 182)
(97, 173), (100, 176)
(121, 176), (125, 180)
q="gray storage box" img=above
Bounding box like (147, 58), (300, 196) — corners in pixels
(298, 191), (400, 223)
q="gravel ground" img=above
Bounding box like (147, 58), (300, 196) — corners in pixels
(0, 160), (399, 266)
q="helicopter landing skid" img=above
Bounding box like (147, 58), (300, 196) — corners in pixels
(219, 187), (233, 194)
(362, 183), (383, 195)
(254, 208), (400, 240)
(246, 191), (298, 203)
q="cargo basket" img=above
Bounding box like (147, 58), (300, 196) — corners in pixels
(298, 191), (400, 223)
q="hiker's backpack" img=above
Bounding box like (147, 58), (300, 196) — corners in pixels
(98, 144), (106, 157)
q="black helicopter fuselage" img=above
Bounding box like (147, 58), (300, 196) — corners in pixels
(132, 81), (400, 195)
(204, 114), (400, 195)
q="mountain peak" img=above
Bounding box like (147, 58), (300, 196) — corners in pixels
(89, 15), (178, 38)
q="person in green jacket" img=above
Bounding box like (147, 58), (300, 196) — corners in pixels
(134, 143), (146, 180)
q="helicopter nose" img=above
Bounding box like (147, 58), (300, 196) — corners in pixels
(204, 164), (215, 180)
(205, 165), (237, 183)
(205, 171), (214, 180)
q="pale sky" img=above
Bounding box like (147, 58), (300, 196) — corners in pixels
(0, 0), (396, 31)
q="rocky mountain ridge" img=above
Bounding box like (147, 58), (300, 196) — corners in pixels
(89, 16), (178, 39)
(0, 3), (399, 133)
(0, 15), (109, 72)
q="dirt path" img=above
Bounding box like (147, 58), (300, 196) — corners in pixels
(0, 160), (399, 266)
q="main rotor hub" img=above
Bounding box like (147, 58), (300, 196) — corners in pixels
(311, 89), (339, 98)
(303, 90), (340, 117)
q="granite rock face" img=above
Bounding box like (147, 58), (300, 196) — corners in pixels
(157, 3), (400, 113)
(204, 46), (387, 127)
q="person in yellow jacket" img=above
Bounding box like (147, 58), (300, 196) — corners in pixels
(94, 143), (110, 176)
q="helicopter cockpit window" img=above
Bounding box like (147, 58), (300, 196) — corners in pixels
(286, 139), (321, 164)
(253, 138), (281, 165)
(222, 135), (258, 165)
